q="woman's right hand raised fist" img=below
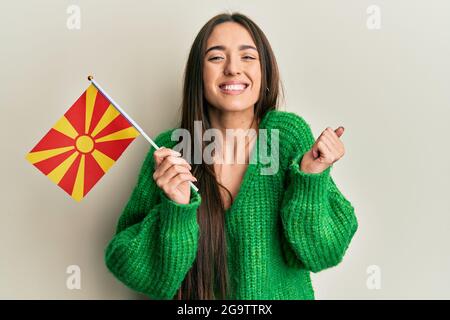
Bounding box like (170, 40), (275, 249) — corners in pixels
(152, 147), (197, 205)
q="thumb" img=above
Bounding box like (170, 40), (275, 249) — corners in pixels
(312, 144), (319, 159)
(335, 126), (345, 138)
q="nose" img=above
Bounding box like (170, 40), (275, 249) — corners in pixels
(223, 55), (241, 76)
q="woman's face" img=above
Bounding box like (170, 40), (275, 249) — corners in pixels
(203, 22), (262, 113)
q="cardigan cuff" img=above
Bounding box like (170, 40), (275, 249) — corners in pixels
(159, 188), (201, 232)
(288, 150), (332, 202)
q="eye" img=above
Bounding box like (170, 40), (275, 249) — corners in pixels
(243, 56), (256, 60)
(208, 56), (223, 61)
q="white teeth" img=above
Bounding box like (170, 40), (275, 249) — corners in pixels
(221, 84), (247, 91)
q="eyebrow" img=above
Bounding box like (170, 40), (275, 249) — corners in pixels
(205, 45), (258, 54)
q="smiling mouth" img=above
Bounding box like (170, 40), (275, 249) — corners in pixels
(219, 84), (249, 95)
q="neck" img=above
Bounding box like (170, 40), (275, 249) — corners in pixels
(208, 106), (258, 134)
(207, 106), (259, 165)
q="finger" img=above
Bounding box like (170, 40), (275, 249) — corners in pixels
(154, 155), (192, 178)
(155, 156), (192, 179)
(321, 130), (340, 152)
(323, 127), (341, 144)
(154, 164), (192, 185)
(335, 126), (345, 138)
(312, 131), (331, 157)
(312, 144), (319, 159)
(155, 168), (194, 190)
(324, 127), (345, 156)
(311, 137), (322, 158)
(154, 147), (181, 166)
(316, 140), (333, 161)
(153, 147), (181, 167)
(154, 146), (181, 159)
(321, 136), (340, 163)
(169, 173), (198, 191)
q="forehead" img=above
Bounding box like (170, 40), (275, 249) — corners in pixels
(206, 22), (256, 48)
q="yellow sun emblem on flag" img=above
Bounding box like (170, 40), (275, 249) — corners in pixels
(25, 84), (140, 201)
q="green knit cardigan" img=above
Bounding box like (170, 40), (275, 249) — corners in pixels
(104, 110), (358, 300)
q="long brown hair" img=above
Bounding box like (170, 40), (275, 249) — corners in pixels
(175, 12), (283, 300)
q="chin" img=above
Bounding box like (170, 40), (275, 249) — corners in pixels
(214, 99), (256, 112)
(223, 103), (247, 110)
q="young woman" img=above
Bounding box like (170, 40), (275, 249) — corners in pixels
(105, 12), (358, 300)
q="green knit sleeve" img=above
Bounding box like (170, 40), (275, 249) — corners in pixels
(104, 139), (201, 299)
(279, 115), (358, 273)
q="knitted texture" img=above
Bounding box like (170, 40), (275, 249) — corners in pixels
(104, 110), (358, 300)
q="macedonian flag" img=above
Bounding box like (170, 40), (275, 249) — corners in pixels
(25, 84), (140, 201)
